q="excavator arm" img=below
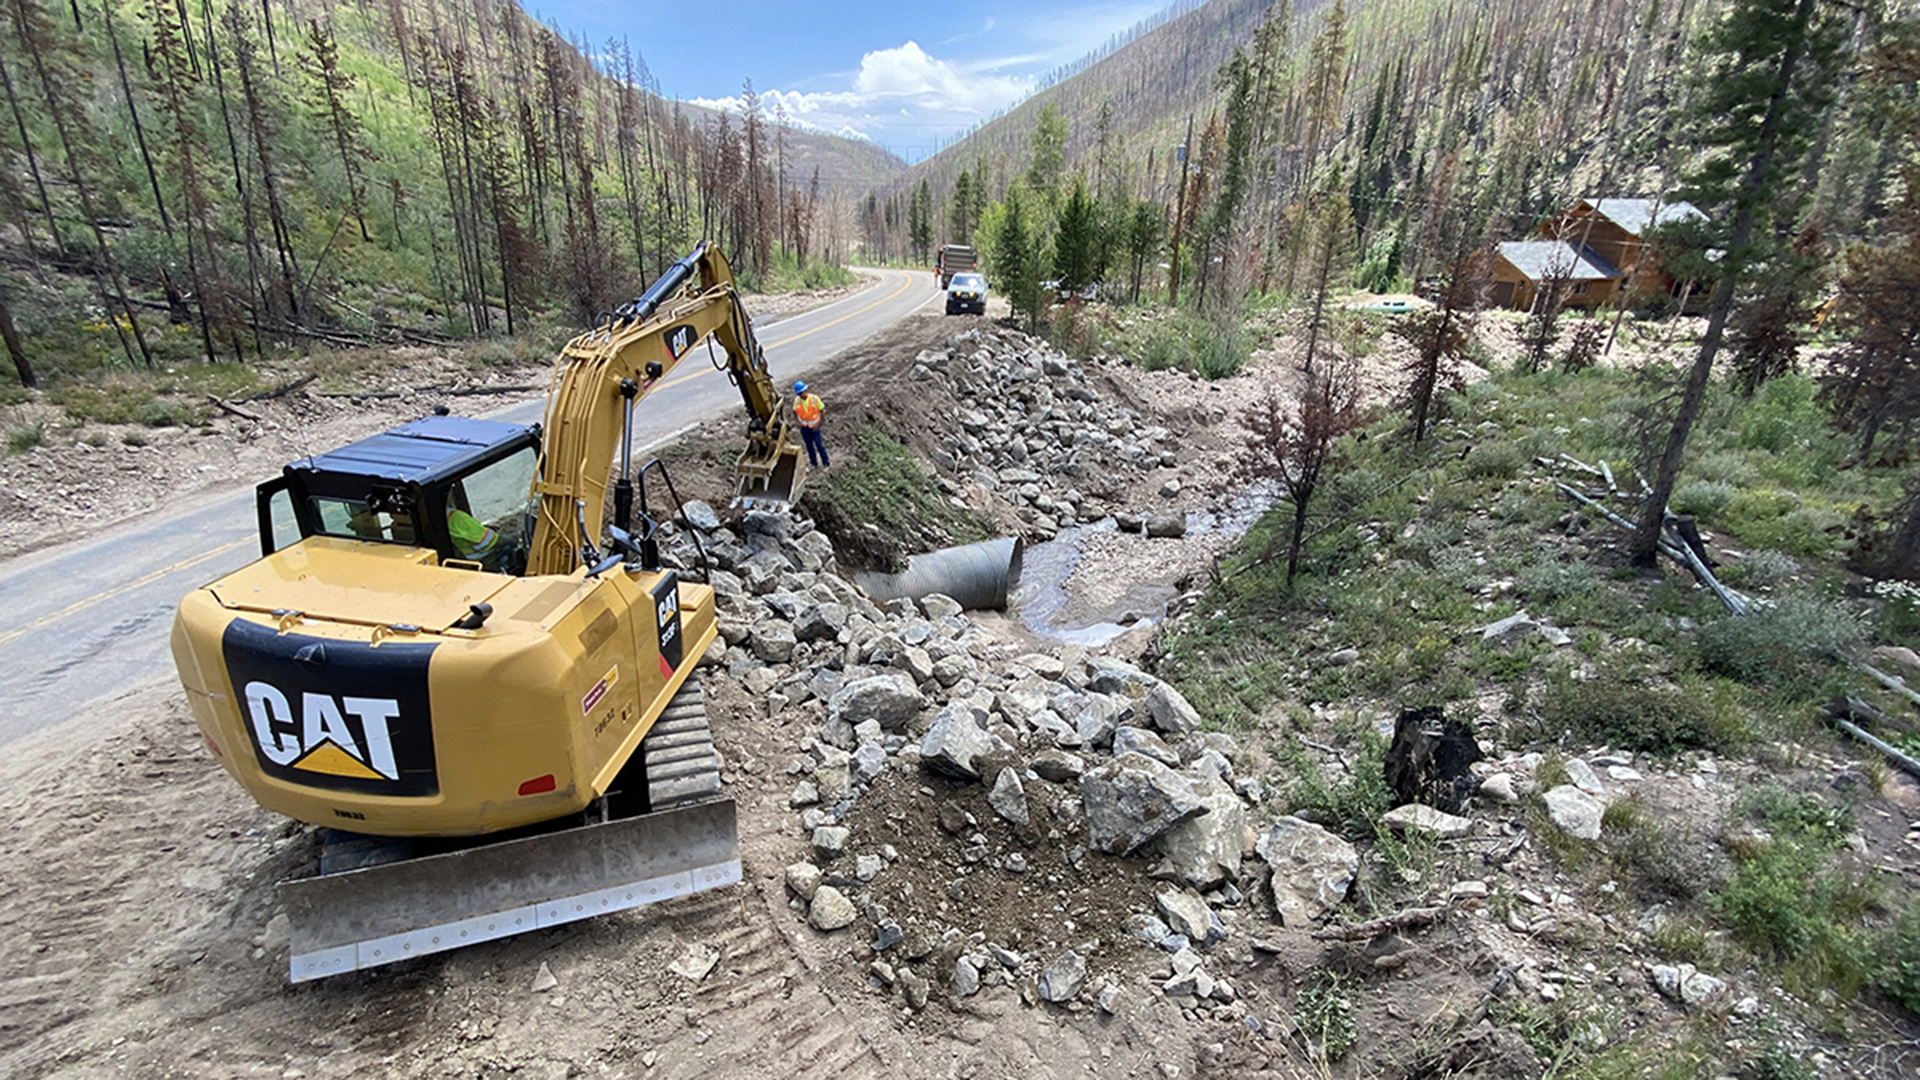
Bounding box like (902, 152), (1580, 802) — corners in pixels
(526, 243), (805, 577)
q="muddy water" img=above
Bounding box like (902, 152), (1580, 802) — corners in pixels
(1009, 480), (1281, 646)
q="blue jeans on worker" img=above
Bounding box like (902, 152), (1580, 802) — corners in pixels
(801, 424), (829, 468)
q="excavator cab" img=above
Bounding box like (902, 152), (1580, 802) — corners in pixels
(255, 416), (542, 576)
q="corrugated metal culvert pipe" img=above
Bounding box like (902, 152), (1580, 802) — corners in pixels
(853, 536), (1025, 611)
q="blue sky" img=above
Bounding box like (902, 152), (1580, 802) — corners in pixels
(525, 1), (1165, 160)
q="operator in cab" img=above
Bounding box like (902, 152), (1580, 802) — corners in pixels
(793, 381), (830, 469)
(446, 506), (500, 560)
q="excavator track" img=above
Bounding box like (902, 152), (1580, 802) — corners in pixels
(642, 679), (723, 811)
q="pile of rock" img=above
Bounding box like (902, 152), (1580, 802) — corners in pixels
(913, 329), (1183, 540)
(657, 505), (1369, 1016)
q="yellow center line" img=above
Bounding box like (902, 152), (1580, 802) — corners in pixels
(649, 270), (919, 394)
(0, 536), (253, 646)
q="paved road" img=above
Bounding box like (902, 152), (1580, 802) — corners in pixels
(0, 267), (938, 746)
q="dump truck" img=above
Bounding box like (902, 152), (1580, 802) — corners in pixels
(171, 243), (802, 980)
(935, 243), (977, 288)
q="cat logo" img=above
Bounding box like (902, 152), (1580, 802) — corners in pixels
(245, 681), (401, 781)
(652, 572), (683, 676)
(664, 324), (698, 358)
(222, 620), (439, 796)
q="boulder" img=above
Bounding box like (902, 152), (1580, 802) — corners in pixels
(679, 500), (722, 532)
(793, 602), (849, 643)
(1031, 749), (1087, 783)
(1145, 681), (1204, 736)
(784, 861), (822, 901)
(1112, 724), (1181, 767)
(1255, 816), (1359, 927)
(951, 958), (981, 998)
(1081, 753), (1209, 855)
(1562, 758), (1606, 796)
(808, 885), (857, 931)
(921, 593), (964, 619)
(829, 674), (926, 732)
(751, 623), (797, 664)
(1382, 803), (1473, 839)
(1038, 950), (1087, 1002)
(989, 767), (1030, 827)
(1155, 887), (1225, 945)
(1543, 785), (1604, 840)
(1145, 511), (1187, 538)
(811, 824), (851, 859)
(919, 702), (998, 781)
(1150, 777), (1246, 891)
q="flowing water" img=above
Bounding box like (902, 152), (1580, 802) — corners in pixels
(1008, 480), (1282, 646)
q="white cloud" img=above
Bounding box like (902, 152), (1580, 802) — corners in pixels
(692, 40), (1033, 145)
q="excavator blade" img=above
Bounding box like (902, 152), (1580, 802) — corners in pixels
(279, 799), (740, 982)
(732, 442), (806, 512)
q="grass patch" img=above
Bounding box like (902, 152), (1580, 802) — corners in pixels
(1709, 784), (1879, 999)
(1278, 732), (1394, 842)
(7, 420), (43, 453)
(1529, 663), (1745, 755)
(800, 425), (991, 573)
(1128, 312), (1250, 380)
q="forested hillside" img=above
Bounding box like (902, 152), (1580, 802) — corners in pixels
(0, 0), (901, 386)
(868, 0), (1899, 280)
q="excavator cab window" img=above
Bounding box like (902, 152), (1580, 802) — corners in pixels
(436, 446), (538, 575)
(315, 492), (417, 545)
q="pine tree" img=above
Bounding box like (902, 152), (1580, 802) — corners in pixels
(301, 19), (375, 243)
(1631, 0), (1852, 565)
(1053, 177), (1097, 293)
(1299, 176), (1354, 374)
(993, 184), (1043, 333)
(909, 179), (933, 264)
(1025, 104), (1067, 214)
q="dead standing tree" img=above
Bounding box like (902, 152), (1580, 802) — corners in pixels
(1241, 359), (1363, 586)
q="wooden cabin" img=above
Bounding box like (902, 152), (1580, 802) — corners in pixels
(1487, 198), (1707, 312)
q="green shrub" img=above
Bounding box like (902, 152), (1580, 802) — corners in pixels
(1689, 449), (1761, 486)
(1280, 734), (1394, 842)
(7, 420), (43, 453)
(1696, 593), (1861, 688)
(1533, 669), (1735, 755)
(1464, 441), (1524, 480)
(1877, 906), (1920, 1015)
(1137, 326), (1183, 372)
(135, 398), (199, 427)
(1737, 374), (1822, 453)
(1515, 559), (1599, 603)
(1293, 973), (1358, 1061)
(1603, 798), (1727, 900)
(1193, 327), (1250, 380)
(1671, 480), (1736, 519)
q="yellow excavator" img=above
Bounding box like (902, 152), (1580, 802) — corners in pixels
(171, 243), (805, 981)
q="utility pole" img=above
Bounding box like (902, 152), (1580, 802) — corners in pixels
(1168, 114), (1193, 307)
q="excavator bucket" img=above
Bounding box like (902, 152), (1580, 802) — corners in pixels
(732, 439), (806, 512)
(279, 799), (740, 982)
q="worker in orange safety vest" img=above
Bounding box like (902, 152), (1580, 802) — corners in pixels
(793, 381), (830, 469)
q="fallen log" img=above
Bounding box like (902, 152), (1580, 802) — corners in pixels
(238, 374), (316, 403)
(1311, 905), (1446, 942)
(206, 395), (261, 422)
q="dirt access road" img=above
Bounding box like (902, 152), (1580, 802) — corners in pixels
(0, 267), (936, 748)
